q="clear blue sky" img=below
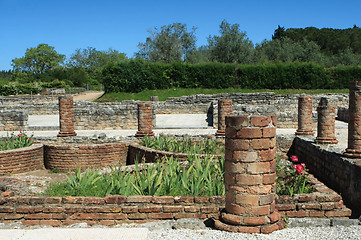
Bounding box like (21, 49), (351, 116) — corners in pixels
(1, 0), (360, 70)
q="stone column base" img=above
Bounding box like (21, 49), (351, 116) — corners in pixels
(214, 210), (285, 234)
(135, 131), (155, 137)
(315, 137), (338, 144)
(215, 129), (225, 136)
(295, 129), (314, 135)
(343, 149), (361, 158)
(57, 132), (77, 137)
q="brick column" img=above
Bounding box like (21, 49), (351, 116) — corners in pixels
(296, 96), (314, 135)
(135, 102), (154, 137)
(344, 81), (361, 157)
(215, 115), (284, 234)
(57, 96), (77, 137)
(315, 97), (338, 144)
(216, 99), (232, 136)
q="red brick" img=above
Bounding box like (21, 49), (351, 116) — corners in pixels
(247, 185), (273, 195)
(275, 204), (296, 211)
(298, 194), (316, 202)
(122, 206), (138, 213)
(0, 207), (14, 213)
(235, 194), (259, 206)
(22, 220), (39, 225)
(4, 214), (23, 220)
(152, 196), (174, 204)
(222, 212), (243, 225)
(227, 139), (250, 151)
(214, 219), (239, 232)
(309, 211), (325, 217)
(243, 216), (267, 226)
(325, 209), (352, 217)
(286, 211), (306, 217)
(259, 194), (275, 205)
(128, 213), (147, 220)
(247, 162), (271, 174)
(163, 206), (183, 213)
(238, 226), (261, 234)
(195, 196), (209, 203)
(138, 206), (162, 213)
(184, 206), (199, 213)
(127, 196), (152, 203)
(42, 207), (64, 213)
(84, 197), (105, 205)
(236, 128), (262, 139)
(236, 174), (262, 185)
(261, 223), (280, 234)
(226, 203), (246, 215)
(251, 116), (271, 127)
(262, 127), (276, 138)
(99, 220), (115, 226)
(105, 195), (126, 204)
(252, 138), (275, 150)
(268, 211), (281, 223)
(25, 214), (52, 220)
(45, 197), (62, 204)
(232, 151), (258, 163)
(259, 149), (275, 161)
(225, 116), (249, 129)
(225, 161), (246, 173)
(263, 173), (276, 184)
(201, 206), (219, 213)
(320, 202), (336, 210)
(62, 196), (84, 204)
(247, 205), (270, 216)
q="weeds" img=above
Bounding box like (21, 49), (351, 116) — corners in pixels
(0, 131), (33, 151)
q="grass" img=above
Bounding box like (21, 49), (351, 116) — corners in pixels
(97, 88), (349, 102)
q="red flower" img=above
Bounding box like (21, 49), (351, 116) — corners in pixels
(291, 155), (298, 162)
(301, 163), (306, 168)
(294, 164), (304, 174)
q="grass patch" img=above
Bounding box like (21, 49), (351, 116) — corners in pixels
(97, 88), (348, 102)
(140, 135), (224, 155)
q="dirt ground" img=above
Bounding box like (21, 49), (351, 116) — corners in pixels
(73, 90), (104, 101)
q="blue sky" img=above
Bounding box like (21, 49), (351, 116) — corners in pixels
(1, 0), (360, 70)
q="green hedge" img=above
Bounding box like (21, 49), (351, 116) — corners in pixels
(102, 61), (361, 93)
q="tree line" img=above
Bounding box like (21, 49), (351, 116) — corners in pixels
(2, 21), (361, 91)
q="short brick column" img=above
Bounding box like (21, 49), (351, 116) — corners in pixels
(216, 99), (232, 136)
(57, 96), (77, 137)
(344, 81), (361, 157)
(215, 115), (284, 234)
(315, 97), (338, 144)
(135, 102), (154, 137)
(296, 96), (314, 135)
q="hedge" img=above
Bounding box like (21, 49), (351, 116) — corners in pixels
(101, 61), (361, 93)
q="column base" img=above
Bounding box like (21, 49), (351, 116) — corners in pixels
(215, 129), (225, 136)
(343, 148), (361, 158)
(214, 210), (285, 234)
(135, 131), (155, 137)
(315, 137), (338, 144)
(57, 132), (77, 137)
(295, 129), (314, 135)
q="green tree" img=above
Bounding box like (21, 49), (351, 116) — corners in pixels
(208, 20), (254, 64)
(136, 23), (197, 63)
(67, 47), (127, 69)
(11, 44), (65, 74)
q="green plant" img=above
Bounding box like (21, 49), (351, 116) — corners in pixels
(276, 155), (313, 196)
(0, 131), (34, 151)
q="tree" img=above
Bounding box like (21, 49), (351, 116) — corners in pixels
(136, 23), (197, 63)
(67, 47), (127, 69)
(11, 44), (65, 74)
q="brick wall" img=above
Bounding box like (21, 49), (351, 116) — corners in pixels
(0, 182), (351, 227)
(0, 144), (44, 175)
(290, 137), (361, 217)
(44, 143), (128, 172)
(127, 143), (222, 165)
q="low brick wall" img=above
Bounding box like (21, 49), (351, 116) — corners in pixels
(0, 144), (44, 175)
(0, 181), (351, 227)
(127, 143), (222, 165)
(276, 175), (351, 218)
(290, 137), (361, 217)
(44, 143), (129, 172)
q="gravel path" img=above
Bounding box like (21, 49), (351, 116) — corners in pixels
(147, 226), (361, 240)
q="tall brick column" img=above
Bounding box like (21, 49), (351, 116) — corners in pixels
(216, 99), (232, 136)
(344, 81), (361, 157)
(296, 96), (314, 135)
(315, 97), (338, 144)
(57, 96), (77, 137)
(135, 102), (154, 137)
(215, 115), (284, 234)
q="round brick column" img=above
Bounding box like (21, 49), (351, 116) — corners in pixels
(315, 97), (338, 144)
(344, 81), (361, 157)
(216, 99), (232, 136)
(57, 96), (77, 137)
(135, 102), (154, 137)
(215, 115), (284, 234)
(296, 96), (314, 135)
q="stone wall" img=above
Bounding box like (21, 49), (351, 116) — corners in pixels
(0, 144), (44, 175)
(0, 110), (28, 131)
(44, 143), (129, 172)
(290, 136), (361, 217)
(0, 93), (349, 130)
